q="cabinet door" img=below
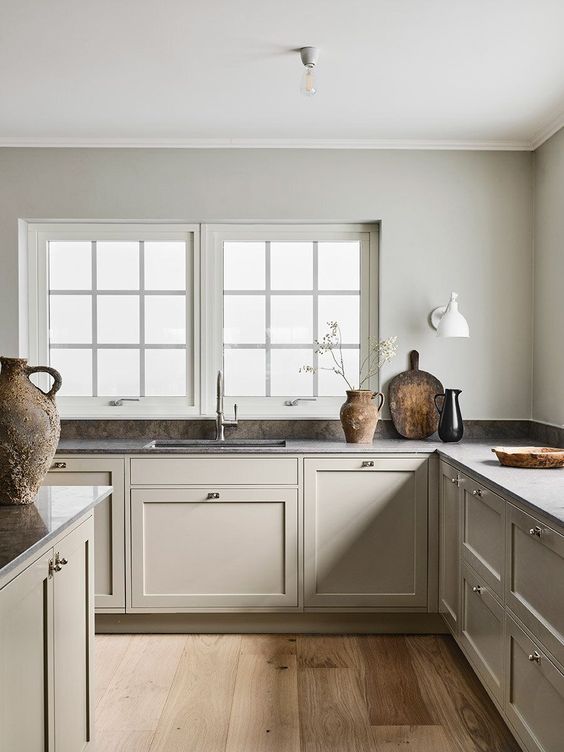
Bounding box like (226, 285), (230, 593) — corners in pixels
(439, 460), (462, 633)
(460, 561), (504, 705)
(461, 478), (505, 598)
(506, 504), (564, 668)
(45, 457), (125, 610)
(0, 550), (54, 752)
(505, 614), (564, 752)
(53, 516), (94, 752)
(304, 457), (428, 609)
(130, 488), (299, 610)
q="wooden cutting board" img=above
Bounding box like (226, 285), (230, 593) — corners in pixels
(388, 350), (444, 439)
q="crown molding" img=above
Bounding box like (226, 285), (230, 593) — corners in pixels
(0, 136), (532, 151)
(530, 108), (564, 151)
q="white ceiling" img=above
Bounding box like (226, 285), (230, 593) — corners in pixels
(1, 0), (564, 149)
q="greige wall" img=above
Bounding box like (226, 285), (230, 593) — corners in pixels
(533, 127), (564, 425)
(0, 148), (533, 418)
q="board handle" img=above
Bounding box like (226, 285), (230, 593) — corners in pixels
(410, 350), (420, 371)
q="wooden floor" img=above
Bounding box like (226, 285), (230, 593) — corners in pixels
(95, 633), (520, 752)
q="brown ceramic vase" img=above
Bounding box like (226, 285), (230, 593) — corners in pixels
(0, 357), (62, 505)
(340, 390), (385, 444)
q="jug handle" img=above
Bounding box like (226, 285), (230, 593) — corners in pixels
(26, 365), (62, 400)
(434, 393), (445, 414)
(372, 391), (385, 411)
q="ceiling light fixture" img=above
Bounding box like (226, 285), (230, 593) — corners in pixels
(299, 46), (319, 97)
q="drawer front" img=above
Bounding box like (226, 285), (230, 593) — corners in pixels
(439, 460), (462, 635)
(130, 456), (298, 486)
(130, 487), (299, 610)
(461, 479), (505, 597)
(505, 614), (564, 752)
(506, 504), (564, 668)
(460, 561), (504, 704)
(44, 456), (125, 611)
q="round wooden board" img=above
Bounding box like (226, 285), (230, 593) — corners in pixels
(388, 351), (444, 439)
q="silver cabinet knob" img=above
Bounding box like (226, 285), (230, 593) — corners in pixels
(472, 489), (484, 497)
(451, 476), (461, 486)
(51, 462), (67, 470)
(472, 585), (482, 594)
(528, 651), (541, 664)
(529, 526), (543, 538)
(207, 492), (220, 500)
(55, 553), (68, 568)
(361, 461), (375, 468)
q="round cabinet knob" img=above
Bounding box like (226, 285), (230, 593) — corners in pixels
(207, 492), (220, 500)
(472, 585), (482, 594)
(529, 526), (543, 538)
(361, 461), (375, 468)
(528, 651), (541, 664)
(472, 489), (483, 497)
(51, 462), (67, 470)
(59, 557), (68, 566)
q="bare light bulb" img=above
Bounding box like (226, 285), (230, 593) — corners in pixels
(299, 47), (319, 97)
(301, 65), (317, 97)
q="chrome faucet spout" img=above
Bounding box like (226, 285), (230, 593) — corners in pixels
(215, 370), (238, 441)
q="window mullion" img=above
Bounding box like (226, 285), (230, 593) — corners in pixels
(92, 241), (98, 397)
(139, 240), (145, 398)
(265, 241), (271, 397)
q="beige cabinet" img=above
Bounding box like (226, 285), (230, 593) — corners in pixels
(0, 516), (94, 752)
(505, 614), (564, 752)
(0, 549), (54, 751)
(304, 457), (428, 609)
(506, 503), (564, 668)
(45, 456), (125, 611)
(130, 487), (299, 611)
(460, 561), (504, 705)
(438, 460), (462, 633)
(461, 477), (505, 598)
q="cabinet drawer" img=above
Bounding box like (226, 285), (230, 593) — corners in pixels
(130, 487), (299, 610)
(460, 562), (504, 704)
(505, 614), (564, 752)
(130, 456), (298, 486)
(461, 479), (505, 597)
(506, 504), (564, 668)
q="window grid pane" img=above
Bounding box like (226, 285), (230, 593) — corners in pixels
(223, 240), (360, 397)
(47, 238), (189, 398)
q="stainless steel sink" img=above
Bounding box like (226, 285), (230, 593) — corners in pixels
(143, 438), (287, 449)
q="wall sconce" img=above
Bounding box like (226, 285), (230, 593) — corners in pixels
(430, 292), (469, 338)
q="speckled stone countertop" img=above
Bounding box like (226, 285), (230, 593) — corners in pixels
(55, 437), (564, 529)
(0, 485), (112, 582)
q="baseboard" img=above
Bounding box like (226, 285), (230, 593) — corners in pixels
(96, 611), (447, 634)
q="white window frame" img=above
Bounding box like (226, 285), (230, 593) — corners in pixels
(201, 223), (378, 418)
(25, 222), (200, 418)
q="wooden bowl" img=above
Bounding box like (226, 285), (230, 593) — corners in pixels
(492, 446), (564, 469)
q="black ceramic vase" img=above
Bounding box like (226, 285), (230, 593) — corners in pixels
(434, 388), (463, 443)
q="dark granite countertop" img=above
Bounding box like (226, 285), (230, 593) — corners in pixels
(55, 437), (564, 529)
(0, 485), (112, 583)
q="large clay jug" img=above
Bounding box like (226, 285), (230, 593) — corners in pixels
(0, 358), (62, 505)
(340, 390), (385, 444)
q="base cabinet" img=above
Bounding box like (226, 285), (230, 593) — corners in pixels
(130, 487), (299, 610)
(45, 457), (126, 611)
(0, 516), (94, 752)
(304, 457), (428, 609)
(505, 615), (564, 752)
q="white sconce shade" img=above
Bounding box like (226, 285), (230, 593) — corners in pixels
(430, 292), (469, 338)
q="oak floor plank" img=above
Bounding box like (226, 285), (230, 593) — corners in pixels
(406, 636), (521, 752)
(95, 730), (155, 752)
(297, 634), (364, 669)
(96, 634), (186, 735)
(298, 667), (375, 752)
(371, 725), (454, 752)
(225, 637), (300, 752)
(95, 635), (133, 707)
(360, 636), (435, 726)
(149, 634), (241, 752)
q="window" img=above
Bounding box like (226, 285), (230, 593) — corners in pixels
(26, 224), (199, 417)
(202, 224), (377, 417)
(25, 222), (377, 418)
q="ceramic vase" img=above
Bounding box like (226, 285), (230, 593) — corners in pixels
(0, 357), (62, 505)
(340, 390), (385, 444)
(434, 388), (464, 443)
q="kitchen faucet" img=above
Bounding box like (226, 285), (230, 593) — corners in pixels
(215, 370), (238, 441)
